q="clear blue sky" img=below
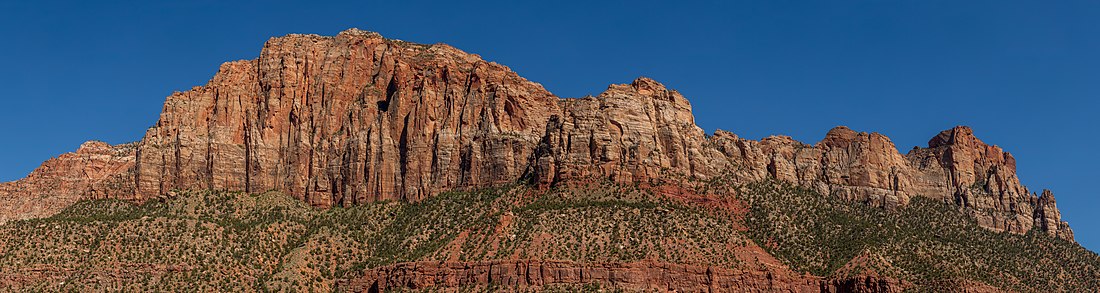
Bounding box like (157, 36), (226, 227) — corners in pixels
(1, 1), (1097, 251)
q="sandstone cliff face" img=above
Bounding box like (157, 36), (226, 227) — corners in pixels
(135, 29), (558, 206)
(0, 29), (1073, 241)
(906, 126), (1073, 240)
(0, 141), (135, 223)
(702, 127), (915, 210)
(531, 78), (709, 187)
(697, 125), (1073, 241)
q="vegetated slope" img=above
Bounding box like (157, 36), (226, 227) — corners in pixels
(739, 180), (1100, 292)
(1, 179), (1093, 292)
(0, 182), (819, 292)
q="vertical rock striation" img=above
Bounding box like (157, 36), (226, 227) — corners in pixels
(135, 29), (558, 207)
(531, 77), (709, 187)
(0, 29), (1074, 241)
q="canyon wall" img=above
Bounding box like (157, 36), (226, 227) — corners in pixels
(0, 29), (1073, 241)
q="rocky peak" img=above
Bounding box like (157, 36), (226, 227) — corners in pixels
(0, 30), (1076, 242)
(906, 126), (1071, 240)
(337, 27), (384, 38)
(819, 126), (899, 149)
(137, 29), (562, 207)
(814, 127), (913, 208)
(711, 129), (739, 140)
(1039, 189), (1056, 202)
(929, 125), (975, 148)
(931, 126), (1017, 174)
(624, 77), (672, 98)
(1035, 189), (1074, 240)
(75, 141), (111, 154)
(819, 126), (860, 147)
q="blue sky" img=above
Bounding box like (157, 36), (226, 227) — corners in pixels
(1, 1), (1097, 251)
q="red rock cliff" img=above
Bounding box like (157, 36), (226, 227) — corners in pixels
(0, 141), (135, 222)
(0, 29), (1073, 241)
(135, 29), (558, 206)
(336, 259), (910, 293)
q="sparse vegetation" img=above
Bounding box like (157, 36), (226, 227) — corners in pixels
(738, 179), (1100, 292)
(0, 181), (749, 292)
(0, 179), (1096, 292)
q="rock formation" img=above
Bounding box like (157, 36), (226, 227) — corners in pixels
(0, 29), (1074, 241)
(134, 29), (560, 208)
(337, 259), (908, 293)
(531, 77), (709, 187)
(0, 141), (135, 222)
(907, 126), (1074, 239)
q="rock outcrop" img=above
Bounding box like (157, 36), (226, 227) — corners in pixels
(134, 29), (558, 207)
(0, 141), (136, 223)
(698, 127), (916, 210)
(337, 259), (911, 293)
(0, 29), (1073, 241)
(696, 125), (1073, 240)
(531, 77), (709, 187)
(906, 126), (1073, 239)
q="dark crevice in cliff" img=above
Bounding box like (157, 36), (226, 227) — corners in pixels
(370, 45), (390, 82)
(381, 73), (398, 112)
(456, 62), (481, 136)
(459, 146), (473, 185)
(429, 133), (442, 189)
(244, 116), (253, 193)
(173, 129), (182, 188)
(133, 145), (142, 198)
(398, 114), (411, 197)
(206, 137), (214, 190)
(766, 155), (779, 179)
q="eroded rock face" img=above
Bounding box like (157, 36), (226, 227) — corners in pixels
(906, 126), (1073, 239)
(711, 127), (916, 210)
(0, 29), (1074, 241)
(531, 77), (709, 187)
(337, 259), (891, 293)
(711, 125), (1073, 241)
(135, 29), (558, 206)
(0, 141), (136, 223)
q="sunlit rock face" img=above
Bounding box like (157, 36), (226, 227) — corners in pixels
(906, 126), (1073, 240)
(0, 29), (1073, 241)
(0, 141), (136, 223)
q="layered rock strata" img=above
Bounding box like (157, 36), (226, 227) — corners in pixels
(0, 29), (1073, 241)
(336, 259), (909, 293)
(0, 141), (135, 222)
